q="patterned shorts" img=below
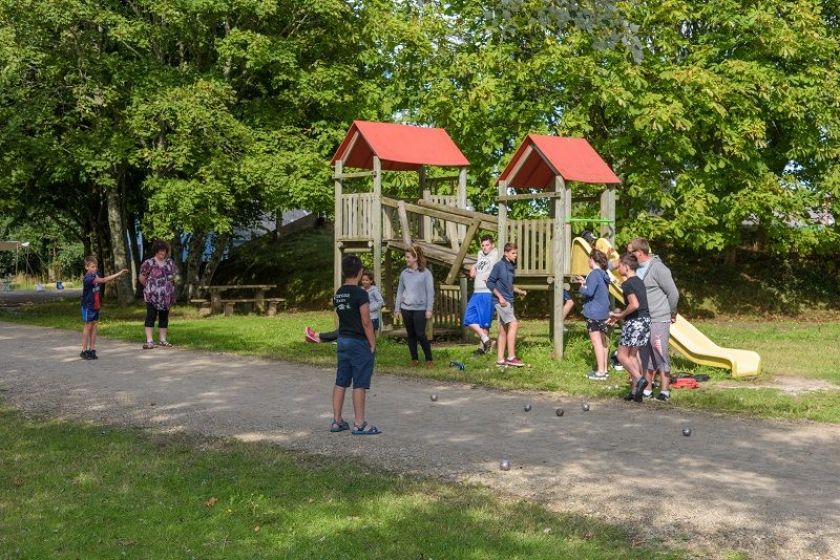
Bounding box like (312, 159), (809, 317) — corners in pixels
(585, 318), (608, 333)
(619, 316), (651, 348)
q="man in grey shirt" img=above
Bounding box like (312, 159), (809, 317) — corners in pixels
(627, 238), (679, 401)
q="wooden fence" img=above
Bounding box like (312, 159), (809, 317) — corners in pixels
(506, 218), (552, 275)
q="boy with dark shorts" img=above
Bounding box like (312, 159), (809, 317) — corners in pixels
(486, 243), (527, 367)
(79, 256), (128, 360)
(607, 254), (651, 402)
(330, 255), (381, 435)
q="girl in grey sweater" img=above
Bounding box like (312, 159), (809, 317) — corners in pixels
(395, 245), (434, 365)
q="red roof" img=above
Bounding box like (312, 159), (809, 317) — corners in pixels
(331, 120), (469, 171)
(499, 135), (621, 189)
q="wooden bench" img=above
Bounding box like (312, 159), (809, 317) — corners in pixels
(190, 298), (211, 316)
(265, 298), (287, 317)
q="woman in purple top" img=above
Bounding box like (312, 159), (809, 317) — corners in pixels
(138, 240), (177, 349)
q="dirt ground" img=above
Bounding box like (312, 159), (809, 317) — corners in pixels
(1, 321), (838, 560)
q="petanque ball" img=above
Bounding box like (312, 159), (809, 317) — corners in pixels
(682, 427), (692, 437)
(582, 403), (590, 412)
(555, 408), (565, 417)
(524, 404), (532, 412)
(430, 394), (438, 402)
(499, 459), (511, 471)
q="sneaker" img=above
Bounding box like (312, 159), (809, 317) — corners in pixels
(587, 372), (608, 381)
(655, 392), (670, 402)
(505, 357), (525, 367)
(623, 391), (635, 401)
(633, 377), (648, 402)
(609, 352), (625, 371)
(496, 361), (507, 368)
(482, 338), (493, 352)
(88, 349), (98, 360)
(304, 326), (319, 344)
(80, 350), (91, 360)
(472, 348), (486, 357)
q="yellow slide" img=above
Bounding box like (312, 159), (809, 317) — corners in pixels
(570, 238), (761, 378)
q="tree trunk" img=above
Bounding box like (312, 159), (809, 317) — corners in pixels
(171, 233), (186, 300)
(106, 187), (134, 304)
(184, 233), (206, 300)
(200, 233), (229, 290)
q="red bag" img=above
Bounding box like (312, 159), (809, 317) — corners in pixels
(671, 378), (701, 389)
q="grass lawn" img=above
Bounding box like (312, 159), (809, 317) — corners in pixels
(2, 301), (839, 423)
(0, 406), (699, 560)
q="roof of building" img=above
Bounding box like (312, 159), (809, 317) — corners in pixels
(499, 134), (621, 189)
(331, 120), (470, 171)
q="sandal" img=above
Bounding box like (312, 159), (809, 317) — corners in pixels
(496, 361), (507, 368)
(352, 421), (382, 436)
(330, 419), (350, 433)
(142, 342), (155, 350)
(158, 340), (173, 348)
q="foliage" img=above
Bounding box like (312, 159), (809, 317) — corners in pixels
(406, 0), (840, 254)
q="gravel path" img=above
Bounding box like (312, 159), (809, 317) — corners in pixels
(1, 321), (838, 559)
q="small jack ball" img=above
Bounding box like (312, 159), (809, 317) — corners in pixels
(582, 403), (591, 412)
(524, 404), (532, 412)
(682, 427), (692, 437)
(555, 408), (565, 417)
(499, 459), (511, 471)
(430, 394), (438, 402)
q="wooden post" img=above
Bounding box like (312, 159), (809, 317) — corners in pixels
(445, 218), (480, 285)
(397, 201), (412, 247)
(422, 188), (432, 243)
(564, 188), (572, 276)
(497, 179), (508, 249)
(373, 156), (383, 297)
(334, 160), (343, 292)
(457, 166), (468, 242)
(460, 275), (469, 341)
(600, 187), (616, 242)
(384, 249), (394, 327)
(551, 175), (567, 359)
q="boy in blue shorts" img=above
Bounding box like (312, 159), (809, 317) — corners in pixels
(80, 256), (128, 360)
(330, 255), (381, 435)
(463, 235), (498, 354)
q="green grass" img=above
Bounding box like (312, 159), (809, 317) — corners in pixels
(2, 301), (838, 423)
(0, 406), (689, 559)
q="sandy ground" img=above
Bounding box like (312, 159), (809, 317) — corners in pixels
(1, 321), (838, 560)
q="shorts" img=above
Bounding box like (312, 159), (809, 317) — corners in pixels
(81, 307), (100, 323)
(335, 337), (375, 389)
(619, 316), (651, 348)
(640, 321), (671, 373)
(464, 292), (494, 328)
(585, 318), (608, 333)
(495, 302), (517, 325)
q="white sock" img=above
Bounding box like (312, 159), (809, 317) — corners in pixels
(480, 335), (489, 343)
(643, 389), (652, 397)
(660, 390), (670, 396)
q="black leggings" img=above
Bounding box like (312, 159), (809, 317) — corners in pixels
(402, 308), (432, 362)
(144, 303), (170, 329)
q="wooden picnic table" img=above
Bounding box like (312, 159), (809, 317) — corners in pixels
(203, 284), (278, 314)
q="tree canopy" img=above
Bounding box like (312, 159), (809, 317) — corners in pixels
(1, 0), (837, 294)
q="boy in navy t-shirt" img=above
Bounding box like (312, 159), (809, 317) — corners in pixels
(330, 255), (380, 435)
(607, 253), (651, 402)
(80, 256), (128, 360)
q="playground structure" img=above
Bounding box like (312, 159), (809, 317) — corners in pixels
(331, 120), (761, 376)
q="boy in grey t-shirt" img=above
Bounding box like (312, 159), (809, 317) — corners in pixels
(463, 235), (499, 354)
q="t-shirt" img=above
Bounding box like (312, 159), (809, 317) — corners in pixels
(472, 248), (499, 293)
(334, 284), (370, 339)
(81, 272), (101, 311)
(621, 276), (649, 320)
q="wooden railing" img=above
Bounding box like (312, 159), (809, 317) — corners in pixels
(338, 193), (376, 240)
(423, 193), (459, 244)
(389, 283), (463, 332)
(506, 219), (553, 275)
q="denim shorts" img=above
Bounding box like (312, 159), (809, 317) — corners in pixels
(336, 337), (375, 389)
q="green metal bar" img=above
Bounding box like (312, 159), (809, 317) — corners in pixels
(564, 217), (615, 224)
